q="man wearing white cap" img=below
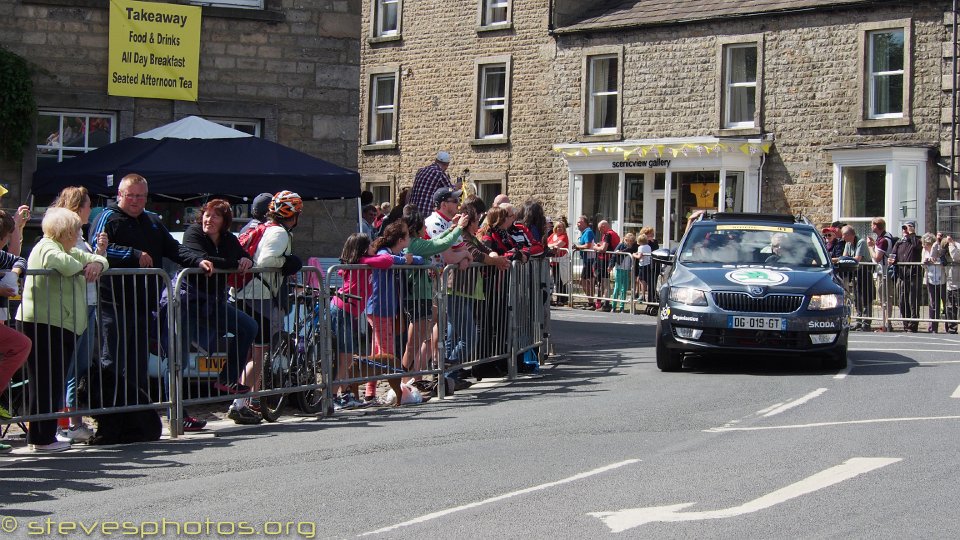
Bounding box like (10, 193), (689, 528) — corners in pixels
(411, 151), (454, 218)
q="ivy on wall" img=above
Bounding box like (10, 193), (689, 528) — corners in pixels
(0, 47), (36, 163)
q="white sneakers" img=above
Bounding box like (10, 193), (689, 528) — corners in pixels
(57, 424), (94, 443)
(29, 440), (71, 452)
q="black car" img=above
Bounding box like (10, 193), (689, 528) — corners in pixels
(653, 213), (858, 371)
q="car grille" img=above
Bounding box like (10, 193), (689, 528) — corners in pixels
(711, 292), (804, 313)
(694, 328), (808, 348)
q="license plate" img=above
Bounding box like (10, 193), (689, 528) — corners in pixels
(197, 356), (226, 373)
(728, 316), (785, 331)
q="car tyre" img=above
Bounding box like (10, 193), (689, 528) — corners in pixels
(823, 346), (847, 370)
(656, 337), (684, 372)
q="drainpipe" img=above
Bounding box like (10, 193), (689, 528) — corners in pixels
(953, 0), (958, 199)
(757, 151), (766, 212)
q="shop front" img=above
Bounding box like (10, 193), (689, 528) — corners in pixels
(554, 137), (770, 247)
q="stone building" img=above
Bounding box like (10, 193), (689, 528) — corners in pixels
(359, 0), (956, 245)
(0, 0), (361, 256)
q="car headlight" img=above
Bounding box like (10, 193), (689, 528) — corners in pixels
(669, 286), (708, 306)
(808, 293), (842, 311)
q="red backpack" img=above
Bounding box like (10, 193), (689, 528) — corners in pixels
(227, 222), (276, 289)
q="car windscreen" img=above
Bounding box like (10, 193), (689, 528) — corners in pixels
(677, 224), (829, 267)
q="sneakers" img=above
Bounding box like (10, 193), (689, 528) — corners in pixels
(0, 404), (11, 420)
(213, 381), (251, 395)
(57, 424), (94, 443)
(227, 405), (262, 425)
(183, 416), (208, 432)
(30, 440), (71, 452)
(0, 442), (11, 454)
(334, 393), (363, 411)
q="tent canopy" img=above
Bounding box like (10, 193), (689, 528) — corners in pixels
(32, 116), (360, 200)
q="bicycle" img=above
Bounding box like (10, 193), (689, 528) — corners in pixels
(259, 285), (325, 422)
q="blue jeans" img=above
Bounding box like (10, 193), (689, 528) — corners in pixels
(64, 305), (97, 409)
(445, 295), (476, 365)
(177, 301), (258, 384)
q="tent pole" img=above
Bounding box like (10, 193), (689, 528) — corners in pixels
(357, 198), (362, 233)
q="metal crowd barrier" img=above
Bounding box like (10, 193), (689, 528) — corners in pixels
(558, 249), (660, 315)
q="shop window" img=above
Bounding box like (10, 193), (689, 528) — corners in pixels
(366, 69), (399, 147)
(585, 54), (621, 136)
(477, 63), (508, 139)
(723, 44), (757, 128)
(581, 173), (619, 229)
(479, 0), (509, 27)
(35, 111), (116, 171)
(373, 0), (400, 38)
(188, 0), (262, 8)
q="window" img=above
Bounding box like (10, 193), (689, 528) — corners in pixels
(476, 181), (502, 204)
(35, 111), (116, 170)
(478, 64), (507, 139)
(480, 0), (509, 27)
(867, 29), (904, 118)
(188, 0), (262, 8)
(367, 70), (399, 146)
(373, 0), (400, 37)
(365, 182), (392, 207)
(723, 44), (757, 128)
(209, 118), (261, 137)
(858, 21), (911, 126)
(586, 55), (619, 135)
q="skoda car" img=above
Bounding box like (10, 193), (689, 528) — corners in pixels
(654, 213), (856, 371)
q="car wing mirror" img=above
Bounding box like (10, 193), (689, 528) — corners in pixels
(834, 256), (859, 273)
(652, 248), (674, 265)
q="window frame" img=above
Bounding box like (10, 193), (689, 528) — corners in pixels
(207, 117), (262, 137)
(369, 0), (402, 43)
(716, 35), (763, 136)
(472, 56), (512, 145)
(35, 110), (117, 167)
(581, 46), (623, 141)
(188, 0), (263, 9)
(857, 19), (911, 128)
(363, 65), (401, 151)
(478, 0), (511, 30)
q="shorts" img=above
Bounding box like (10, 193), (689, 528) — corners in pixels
(580, 257), (595, 279)
(403, 299), (434, 321)
(330, 303), (358, 354)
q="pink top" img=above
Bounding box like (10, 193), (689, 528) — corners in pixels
(331, 253), (396, 317)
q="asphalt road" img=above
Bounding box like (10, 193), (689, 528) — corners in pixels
(2, 307), (959, 539)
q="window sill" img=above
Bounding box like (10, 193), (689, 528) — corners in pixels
(716, 126), (761, 137)
(23, 0), (285, 21)
(477, 23), (512, 33)
(855, 117), (911, 129)
(368, 35), (402, 45)
(471, 137), (509, 146)
(361, 142), (398, 152)
(578, 133), (622, 143)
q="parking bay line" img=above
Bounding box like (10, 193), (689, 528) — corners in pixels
(358, 459), (641, 536)
(760, 388), (828, 417)
(705, 415), (960, 433)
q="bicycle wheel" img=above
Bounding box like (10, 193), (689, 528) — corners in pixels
(260, 332), (292, 422)
(294, 343), (324, 413)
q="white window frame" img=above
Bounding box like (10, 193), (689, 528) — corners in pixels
(582, 48), (622, 138)
(472, 56), (511, 144)
(479, 0), (510, 28)
(364, 66), (400, 149)
(188, 0), (262, 9)
(830, 147), (928, 236)
(373, 0), (400, 38)
(867, 29), (905, 119)
(209, 117), (262, 137)
(723, 43), (758, 129)
(857, 20), (911, 127)
(478, 63), (507, 139)
(35, 110), (117, 165)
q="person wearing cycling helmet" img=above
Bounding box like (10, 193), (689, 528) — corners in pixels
(231, 190), (304, 424)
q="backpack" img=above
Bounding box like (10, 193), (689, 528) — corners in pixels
(227, 222), (277, 289)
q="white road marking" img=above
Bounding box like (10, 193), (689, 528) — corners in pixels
(589, 457), (900, 532)
(761, 388), (828, 417)
(850, 349), (960, 353)
(705, 415), (960, 432)
(833, 364), (852, 379)
(951, 384), (960, 399)
(359, 459), (641, 536)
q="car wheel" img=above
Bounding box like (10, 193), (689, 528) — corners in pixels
(823, 346), (847, 370)
(656, 337), (684, 372)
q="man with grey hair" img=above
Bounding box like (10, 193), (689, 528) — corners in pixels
(411, 151), (454, 218)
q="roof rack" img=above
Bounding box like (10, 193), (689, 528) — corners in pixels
(700, 212), (807, 225)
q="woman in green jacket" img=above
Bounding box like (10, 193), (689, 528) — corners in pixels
(17, 207), (108, 452)
(400, 204), (469, 377)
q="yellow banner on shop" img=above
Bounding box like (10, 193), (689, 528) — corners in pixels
(107, 0), (201, 101)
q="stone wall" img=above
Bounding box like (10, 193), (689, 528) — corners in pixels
(0, 0), (361, 257)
